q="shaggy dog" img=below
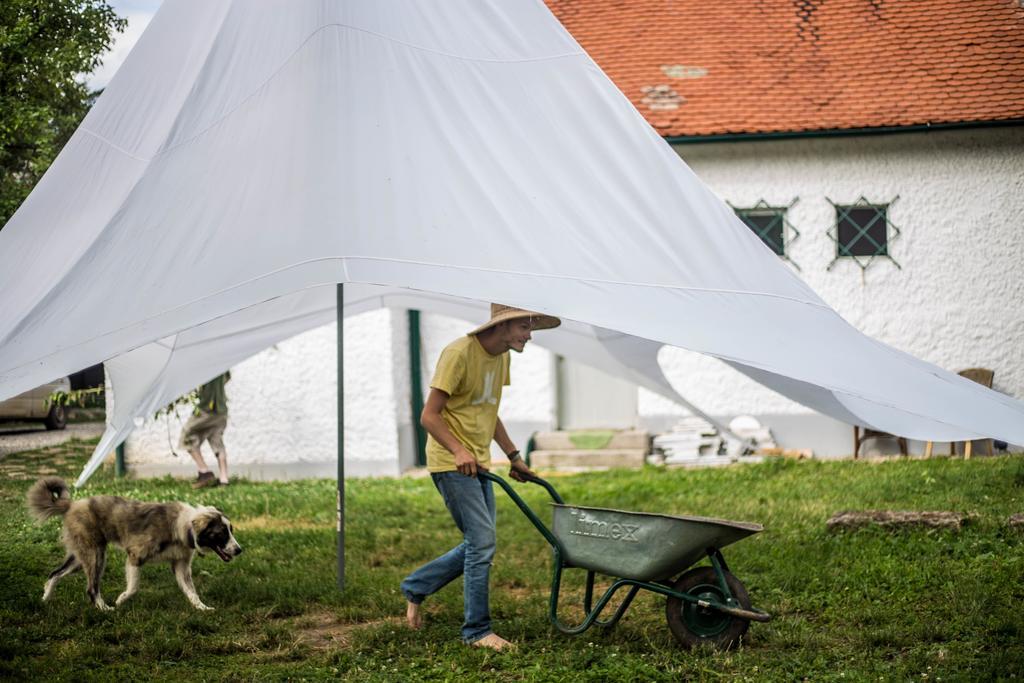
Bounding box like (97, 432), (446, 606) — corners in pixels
(26, 477), (242, 611)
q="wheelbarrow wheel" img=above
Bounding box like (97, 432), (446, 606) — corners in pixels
(665, 566), (751, 650)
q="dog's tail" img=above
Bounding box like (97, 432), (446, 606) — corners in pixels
(26, 477), (72, 522)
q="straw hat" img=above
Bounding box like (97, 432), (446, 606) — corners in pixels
(468, 303), (561, 336)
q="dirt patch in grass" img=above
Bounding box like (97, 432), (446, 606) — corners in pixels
(499, 583), (536, 602)
(236, 515), (330, 531)
(293, 611), (403, 651)
(497, 579), (585, 601)
(0, 464), (33, 479)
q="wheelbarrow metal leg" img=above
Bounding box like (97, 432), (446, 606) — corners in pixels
(708, 547), (732, 574)
(549, 561), (644, 635)
(707, 548), (735, 603)
(595, 584), (641, 629)
(583, 570), (641, 629)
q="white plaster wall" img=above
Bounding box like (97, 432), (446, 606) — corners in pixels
(125, 309), (404, 479)
(657, 127), (1023, 409)
(639, 126), (1024, 452)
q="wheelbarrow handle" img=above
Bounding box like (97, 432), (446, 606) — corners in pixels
(478, 469), (565, 505)
(478, 471), (564, 551)
(512, 470), (565, 505)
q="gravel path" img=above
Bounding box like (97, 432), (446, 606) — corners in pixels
(0, 422), (105, 459)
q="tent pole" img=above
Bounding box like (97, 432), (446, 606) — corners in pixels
(408, 309), (427, 466)
(115, 443), (126, 478)
(337, 283), (345, 590)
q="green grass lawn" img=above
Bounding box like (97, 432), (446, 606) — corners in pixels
(1, 438), (1023, 681)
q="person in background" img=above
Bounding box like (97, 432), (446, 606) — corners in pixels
(181, 371), (232, 489)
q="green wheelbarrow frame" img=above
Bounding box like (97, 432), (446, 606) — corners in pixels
(480, 471), (770, 647)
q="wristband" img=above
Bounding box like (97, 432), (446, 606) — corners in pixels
(507, 450), (521, 462)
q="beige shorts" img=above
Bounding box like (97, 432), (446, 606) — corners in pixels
(179, 412), (228, 453)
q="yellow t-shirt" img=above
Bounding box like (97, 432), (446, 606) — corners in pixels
(425, 335), (511, 473)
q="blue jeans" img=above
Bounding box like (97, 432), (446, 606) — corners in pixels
(400, 472), (497, 643)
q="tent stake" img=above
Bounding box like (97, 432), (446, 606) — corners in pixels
(337, 282), (345, 590)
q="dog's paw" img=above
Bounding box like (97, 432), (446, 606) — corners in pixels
(95, 601), (114, 612)
(194, 603), (215, 611)
(115, 593), (132, 606)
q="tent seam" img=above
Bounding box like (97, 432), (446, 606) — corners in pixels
(0, 255), (835, 370)
(174, 307), (334, 350)
(319, 22), (586, 64)
(722, 355), (989, 437)
(2, 260), (1013, 434)
(77, 128), (151, 162)
(150, 22), (586, 159)
(340, 255), (835, 311)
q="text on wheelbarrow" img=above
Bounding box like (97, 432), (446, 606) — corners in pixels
(568, 508), (641, 543)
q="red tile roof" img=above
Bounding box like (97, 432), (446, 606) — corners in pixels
(545, 0), (1024, 137)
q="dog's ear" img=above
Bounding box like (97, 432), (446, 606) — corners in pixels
(192, 510), (213, 534)
(189, 514), (211, 555)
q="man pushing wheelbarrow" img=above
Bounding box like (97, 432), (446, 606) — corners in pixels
(401, 304), (769, 651)
(401, 304), (560, 652)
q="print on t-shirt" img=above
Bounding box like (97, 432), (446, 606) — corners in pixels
(471, 370), (497, 406)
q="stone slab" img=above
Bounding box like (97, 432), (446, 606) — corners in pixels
(827, 510), (967, 532)
(530, 449), (646, 470)
(532, 430), (648, 451)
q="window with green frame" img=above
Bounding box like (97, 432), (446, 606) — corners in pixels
(736, 207), (786, 255)
(730, 198), (800, 269)
(826, 196), (901, 271)
(837, 204), (887, 257)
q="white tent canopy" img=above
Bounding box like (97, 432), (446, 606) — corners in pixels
(2, 0), (1023, 475)
(79, 284), (726, 486)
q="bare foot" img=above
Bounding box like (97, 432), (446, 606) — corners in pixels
(406, 601), (423, 630)
(469, 633), (515, 651)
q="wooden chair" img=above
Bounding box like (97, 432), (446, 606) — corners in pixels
(924, 368), (995, 459)
(853, 426), (908, 459)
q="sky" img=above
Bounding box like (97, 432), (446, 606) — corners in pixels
(87, 0), (162, 90)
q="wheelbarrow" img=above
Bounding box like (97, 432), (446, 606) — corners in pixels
(480, 471), (770, 649)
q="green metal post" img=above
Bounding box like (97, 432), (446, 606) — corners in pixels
(115, 443), (125, 478)
(407, 309), (427, 466)
(337, 283), (345, 590)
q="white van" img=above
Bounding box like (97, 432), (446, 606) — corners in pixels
(0, 378), (70, 430)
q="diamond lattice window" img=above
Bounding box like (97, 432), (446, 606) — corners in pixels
(826, 196), (901, 271)
(730, 199), (800, 270)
